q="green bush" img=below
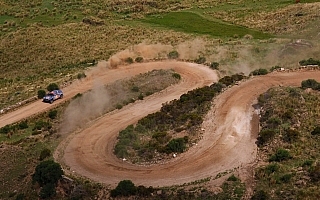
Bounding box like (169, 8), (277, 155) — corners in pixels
(299, 58), (320, 66)
(33, 120), (52, 131)
(138, 93), (144, 100)
(210, 62), (219, 70)
(32, 160), (63, 186)
(265, 163), (279, 175)
(116, 104), (123, 109)
(40, 183), (56, 199)
(227, 174), (238, 181)
(131, 85), (139, 92)
(309, 164), (320, 182)
(270, 65), (281, 72)
(311, 126), (320, 135)
(37, 89), (46, 99)
(269, 149), (291, 162)
(195, 56), (206, 64)
(257, 129), (276, 146)
(48, 110), (58, 119)
(136, 185), (154, 197)
(279, 173), (292, 183)
(251, 190), (269, 200)
(165, 137), (187, 153)
(135, 56), (144, 63)
(168, 50), (179, 59)
(77, 72), (86, 79)
(125, 57), (134, 64)
(301, 79), (320, 90)
(110, 180), (136, 197)
(282, 129), (299, 142)
(46, 83), (59, 92)
(172, 73), (181, 80)
(39, 148), (51, 161)
(251, 68), (268, 76)
(18, 120), (28, 129)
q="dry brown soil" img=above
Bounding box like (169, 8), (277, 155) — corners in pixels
(1, 61), (320, 188)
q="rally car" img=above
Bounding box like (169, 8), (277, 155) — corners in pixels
(43, 90), (63, 104)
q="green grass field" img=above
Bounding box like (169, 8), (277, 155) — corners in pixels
(141, 11), (272, 39)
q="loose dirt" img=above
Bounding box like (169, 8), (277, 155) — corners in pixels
(1, 61), (320, 188)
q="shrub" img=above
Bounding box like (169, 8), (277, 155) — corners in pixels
(311, 126), (320, 135)
(279, 173), (292, 183)
(265, 163), (279, 175)
(251, 190), (269, 200)
(282, 129), (299, 142)
(227, 174), (238, 181)
(40, 183), (56, 199)
(299, 58), (320, 66)
(39, 148), (51, 161)
(136, 185), (154, 197)
(110, 180), (136, 197)
(168, 50), (179, 59)
(18, 120), (28, 129)
(116, 104), (123, 109)
(135, 57), (144, 63)
(77, 72), (86, 79)
(131, 85), (139, 92)
(309, 164), (320, 182)
(210, 62), (219, 70)
(195, 56), (206, 64)
(301, 79), (319, 90)
(125, 57), (134, 64)
(37, 89), (46, 99)
(270, 65), (281, 72)
(32, 160), (63, 186)
(48, 110), (58, 119)
(269, 149), (291, 162)
(172, 73), (181, 80)
(257, 129), (276, 146)
(0, 124), (13, 134)
(251, 68), (268, 76)
(33, 120), (52, 131)
(46, 83), (59, 92)
(165, 137), (187, 153)
(138, 93), (144, 100)
(73, 93), (82, 99)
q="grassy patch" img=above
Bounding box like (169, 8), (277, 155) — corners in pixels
(141, 11), (272, 39)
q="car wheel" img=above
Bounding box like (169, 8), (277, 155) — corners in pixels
(60, 94), (63, 99)
(50, 100), (53, 104)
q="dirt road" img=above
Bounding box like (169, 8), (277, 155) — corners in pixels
(57, 63), (320, 187)
(2, 61), (320, 187)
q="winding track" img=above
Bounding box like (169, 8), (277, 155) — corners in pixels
(2, 61), (320, 187)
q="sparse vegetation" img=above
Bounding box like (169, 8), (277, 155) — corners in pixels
(114, 82), (225, 163)
(1, 0), (320, 199)
(250, 68), (269, 76)
(255, 87), (320, 199)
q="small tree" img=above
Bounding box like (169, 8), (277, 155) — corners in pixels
(32, 160), (63, 186)
(37, 90), (46, 99)
(135, 57), (144, 63)
(46, 83), (59, 92)
(40, 183), (56, 199)
(269, 149), (291, 162)
(168, 51), (179, 59)
(39, 148), (51, 161)
(48, 110), (58, 119)
(111, 180), (137, 197)
(210, 62), (219, 70)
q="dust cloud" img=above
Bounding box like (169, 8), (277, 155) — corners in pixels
(217, 107), (252, 146)
(106, 39), (208, 68)
(60, 81), (111, 134)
